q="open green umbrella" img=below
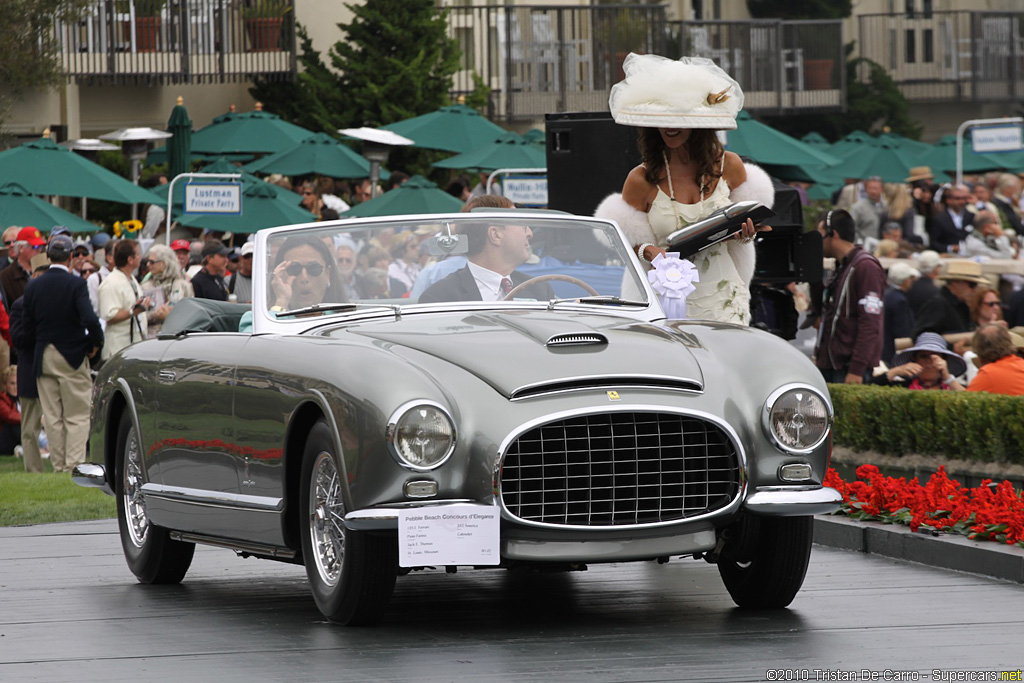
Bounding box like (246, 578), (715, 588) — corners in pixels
(920, 134), (1009, 177)
(801, 132), (831, 148)
(725, 111), (841, 182)
(0, 183), (99, 233)
(381, 104), (507, 154)
(876, 132), (932, 156)
(342, 175), (464, 217)
(167, 96), (193, 180)
(0, 137), (163, 205)
(175, 180), (316, 233)
(523, 128), (546, 149)
(819, 138), (928, 184)
(827, 130), (875, 158)
(433, 132), (546, 172)
(242, 132), (372, 178)
(190, 106), (317, 155)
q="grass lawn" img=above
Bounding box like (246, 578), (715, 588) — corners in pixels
(0, 455), (116, 526)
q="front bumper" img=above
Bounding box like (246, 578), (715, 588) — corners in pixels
(72, 463), (115, 496)
(743, 485), (842, 516)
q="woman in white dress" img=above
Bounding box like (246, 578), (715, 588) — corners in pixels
(595, 54), (778, 325)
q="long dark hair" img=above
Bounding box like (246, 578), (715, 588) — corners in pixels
(638, 128), (724, 195)
(273, 234), (349, 303)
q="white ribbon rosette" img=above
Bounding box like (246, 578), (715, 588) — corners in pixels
(647, 252), (698, 319)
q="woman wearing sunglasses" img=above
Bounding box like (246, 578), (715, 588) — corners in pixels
(141, 244), (194, 337)
(269, 235), (348, 312)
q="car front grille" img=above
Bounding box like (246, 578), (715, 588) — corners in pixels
(500, 412), (741, 527)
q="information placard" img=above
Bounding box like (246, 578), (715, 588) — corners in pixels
(184, 183), (243, 214)
(502, 175), (548, 207)
(971, 126), (1023, 153)
(398, 503), (500, 567)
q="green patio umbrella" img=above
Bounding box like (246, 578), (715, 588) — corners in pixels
(801, 132), (831, 148)
(0, 137), (163, 205)
(0, 183), (99, 233)
(876, 132), (932, 156)
(920, 134), (1009, 177)
(190, 106), (317, 155)
(827, 130), (875, 158)
(381, 104), (507, 154)
(819, 138), (928, 184)
(342, 175), (464, 217)
(167, 96), (193, 180)
(725, 111), (841, 182)
(242, 132), (371, 178)
(433, 132), (546, 172)
(523, 128), (546, 149)
(175, 181), (316, 233)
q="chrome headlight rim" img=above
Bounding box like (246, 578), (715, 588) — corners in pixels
(386, 400), (457, 472)
(761, 383), (833, 455)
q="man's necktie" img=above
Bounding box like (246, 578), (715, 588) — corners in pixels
(500, 277), (513, 297)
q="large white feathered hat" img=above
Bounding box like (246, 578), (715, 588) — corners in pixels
(609, 54), (744, 130)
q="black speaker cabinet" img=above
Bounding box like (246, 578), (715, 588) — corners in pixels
(545, 111), (639, 217)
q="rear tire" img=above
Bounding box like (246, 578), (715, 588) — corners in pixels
(115, 412), (194, 584)
(717, 515), (813, 609)
(300, 419), (397, 625)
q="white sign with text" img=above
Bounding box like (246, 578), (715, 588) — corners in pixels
(398, 504), (500, 567)
(184, 183), (243, 214)
(971, 126), (1024, 153)
(502, 175), (548, 207)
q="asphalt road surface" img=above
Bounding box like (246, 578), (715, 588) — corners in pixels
(2, 519), (1021, 683)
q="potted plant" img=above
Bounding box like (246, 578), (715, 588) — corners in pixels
(594, 8), (652, 83)
(241, 0), (292, 52)
(115, 0), (166, 52)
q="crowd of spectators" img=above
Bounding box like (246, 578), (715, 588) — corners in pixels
(809, 165), (1024, 396)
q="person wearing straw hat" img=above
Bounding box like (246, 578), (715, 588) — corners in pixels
(594, 54), (776, 325)
(873, 331), (965, 390)
(905, 166), (934, 184)
(967, 324), (1024, 395)
(913, 259), (990, 350)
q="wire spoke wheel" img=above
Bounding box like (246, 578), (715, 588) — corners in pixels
(309, 451), (346, 587)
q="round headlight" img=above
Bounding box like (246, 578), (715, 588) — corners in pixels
(764, 386), (830, 453)
(387, 402), (456, 471)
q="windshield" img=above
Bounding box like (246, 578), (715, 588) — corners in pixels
(262, 215), (649, 318)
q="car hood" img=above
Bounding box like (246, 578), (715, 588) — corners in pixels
(346, 310), (705, 399)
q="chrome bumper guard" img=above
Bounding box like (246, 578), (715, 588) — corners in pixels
(71, 463), (115, 496)
(743, 485), (842, 516)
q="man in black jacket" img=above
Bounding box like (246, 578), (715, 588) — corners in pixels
(913, 259), (989, 353)
(22, 234), (103, 473)
(926, 184), (974, 254)
(191, 241), (230, 301)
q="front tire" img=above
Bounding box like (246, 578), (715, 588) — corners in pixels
(115, 412), (194, 584)
(717, 515), (813, 609)
(300, 419), (397, 625)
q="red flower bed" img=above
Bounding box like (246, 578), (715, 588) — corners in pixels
(824, 464), (1024, 548)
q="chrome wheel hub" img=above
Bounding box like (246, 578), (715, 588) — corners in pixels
(309, 451), (345, 587)
(123, 426), (148, 548)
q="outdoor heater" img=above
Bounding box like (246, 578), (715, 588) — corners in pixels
(339, 127), (413, 199)
(100, 126), (172, 219)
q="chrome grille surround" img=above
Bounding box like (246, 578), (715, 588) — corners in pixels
(497, 407), (745, 530)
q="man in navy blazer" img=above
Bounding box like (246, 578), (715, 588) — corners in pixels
(419, 219), (553, 303)
(22, 234), (103, 473)
(926, 184), (974, 254)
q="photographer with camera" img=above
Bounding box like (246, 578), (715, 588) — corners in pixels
(98, 239), (149, 362)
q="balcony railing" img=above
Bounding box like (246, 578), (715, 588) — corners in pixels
(857, 10), (1024, 103)
(444, 5), (844, 121)
(58, 0), (296, 85)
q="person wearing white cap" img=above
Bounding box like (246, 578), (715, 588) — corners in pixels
(229, 240), (255, 304)
(882, 261), (919, 364)
(594, 54), (776, 325)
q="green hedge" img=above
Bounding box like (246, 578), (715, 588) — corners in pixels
(828, 384), (1024, 464)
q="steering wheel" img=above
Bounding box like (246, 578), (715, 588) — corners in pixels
(503, 274), (599, 301)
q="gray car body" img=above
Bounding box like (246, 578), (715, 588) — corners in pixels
(84, 213), (839, 565)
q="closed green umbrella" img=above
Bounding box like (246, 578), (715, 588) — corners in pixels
(342, 175), (464, 217)
(190, 106), (317, 155)
(433, 132), (546, 172)
(725, 112), (840, 183)
(0, 137), (163, 205)
(381, 104), (507, 154)
(242, 132), (372, 178)
(176, 181), (316, 233)
(167, 96), (193, 180)
(920, 134), (1008, 177)
(0, 183), (99, 233)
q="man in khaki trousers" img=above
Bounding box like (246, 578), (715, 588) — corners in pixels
(22, 234), (103, 473)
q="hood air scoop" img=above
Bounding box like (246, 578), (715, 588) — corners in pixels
(546, 332), (607, 347)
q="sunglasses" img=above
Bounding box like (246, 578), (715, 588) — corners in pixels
(4, 240), (14, 246)
(144, 258), (157, 266)
(285, 261), (325, 277)
(983, 300), (1001, 307)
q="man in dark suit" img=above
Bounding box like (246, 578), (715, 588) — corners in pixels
(419, 220), (553, 303)
(926, 184), (973, 254)
(22, 234), (103, 473)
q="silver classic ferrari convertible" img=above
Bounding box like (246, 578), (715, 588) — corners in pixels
(74, 211), (840, 625)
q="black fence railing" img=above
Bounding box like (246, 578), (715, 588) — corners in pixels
(444, 5), (844, 122)
(58, 0), (296, 85)
(857, 10), (1024, 103)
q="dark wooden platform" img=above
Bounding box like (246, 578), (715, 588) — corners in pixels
(1, 519), (1021, 682)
